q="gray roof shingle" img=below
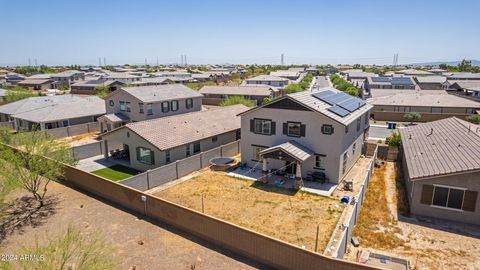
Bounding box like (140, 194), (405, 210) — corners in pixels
(399, 117), (480, 180)
(259, 141), (314, 162)
(118, 104), (248, 150)
(120, 84), (203, 103)
(199, 85), (278, 96)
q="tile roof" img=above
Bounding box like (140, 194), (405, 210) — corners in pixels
(71, 79), (121, 87)
(259, 141), (314, 162)
(448, 80), (480, 89)
(100, 113), (130, 122)
(414, 76), (447, 84)
(119, 84), (203, 103)
(114, 104), (248, 150)
(246, 75), (289, 82)
(199, 85), (278, 96)
(367, 92), (480, 108)
(445, 72), (480, 80)
(399, 117), (480, 180)
(0, 95), (105, 122)
(17, 79), (53, 85)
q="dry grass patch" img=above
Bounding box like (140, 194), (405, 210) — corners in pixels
(156, 170), (342, 252)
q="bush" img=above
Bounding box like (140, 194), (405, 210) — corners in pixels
(385, 132), (401, 147)
(466, 114), (480, 124)
(403, 112), (421, 123)
(346, 87), (358, 97)
(284, 84), (303, 94)
(219, 96), (255, 107)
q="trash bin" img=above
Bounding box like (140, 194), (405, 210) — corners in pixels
(341, 196), (350, 204)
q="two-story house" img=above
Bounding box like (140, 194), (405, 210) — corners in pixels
(51, 71), (85, 88)
(245, 75), (289, 87)
(239, 88), (372, 186)
(98, 84), (203, 132)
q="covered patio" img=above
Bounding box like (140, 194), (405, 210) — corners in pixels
(98, 113), (130, 133)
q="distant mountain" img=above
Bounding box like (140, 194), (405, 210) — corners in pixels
(408, 59), (480, 67)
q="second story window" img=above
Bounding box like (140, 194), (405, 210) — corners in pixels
(146, 103), (153, 115)
(321, 124), (334, 135)
(139, 103), (144, 114)
(162, 101), (170, 113)
(171, 100), (179, 111)
(284, 122), (305, 137)
(186, 98), (193, 109)
(119, 101), (126, 112)
(126, 102), (131, 112)
(251, 118), (275, 135)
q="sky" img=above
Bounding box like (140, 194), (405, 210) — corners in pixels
(1, 0), (479, 66)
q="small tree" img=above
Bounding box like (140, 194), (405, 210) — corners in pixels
(346, 86), (358, 97)
(466, 114), (480, 124)
(284, 83), (303, 94)
(262, 97), (271, 104)
(219, 96), (255, 107)
(403, 112), (421, 124)
(95, 84), (109, 98)
(0, 130), (75, 208)
(58, 84), (69, 91)
(385, 132), (402, 147)
(6, 225), (115, 270)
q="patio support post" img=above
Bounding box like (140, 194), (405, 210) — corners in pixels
(261, 157), (268, 183)
(103, 140), (109, 159)
(294, 161), (303, 190)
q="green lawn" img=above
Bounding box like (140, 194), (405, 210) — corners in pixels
(91, 165), (141, 182)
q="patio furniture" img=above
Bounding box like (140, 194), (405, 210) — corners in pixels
(274, 178), (286, 186)
(343, 179), (353, 191)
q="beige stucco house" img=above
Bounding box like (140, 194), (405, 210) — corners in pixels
(101, 105), (248, 171)
(399, 117), (480, 225)
(98, 84), (203, 133)
(239, 88), (372, 185)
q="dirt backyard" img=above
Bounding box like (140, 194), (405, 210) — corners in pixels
(156, 169), (343, 253)
(0, 181), (264, 270)
(346, 162), (480, 270)
(56, 132), (100, 147)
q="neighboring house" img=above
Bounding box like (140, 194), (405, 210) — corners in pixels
(101, 105), (248, 171)
(0, 95), (105, 130)
(365, 77), (416, 90)
(199, 85), (281, 105)
(99, 84), (203, 133)
(101, 73), (141, 84)
(245, 75), (289, 87)
(414, 76), (447, 90)
(288, 67), (305, 72)
(305, 66), (319, 75)
(463, 87), (480, 99)
(192, 73), (215, 82)
(444, 72), (480, 81)
(17, 79), (55, 90)
(51, 71), (85, 88)
(70, 79), (125, 95)
(395, 69), (434, 76)
(5, 73), (26, 85)
(345, 71), (377, 81)
(368, 92), (480, 122)
(239, 88), (372, 184)
(427, 68), (447, 75)
(155, 71), (192, 80)
(446, 81), (480, 92)
(399, 117), (480, 225)
(0, 88), (7, 104)
(269, 70), (301, 81)
(127, 77), (175, 87)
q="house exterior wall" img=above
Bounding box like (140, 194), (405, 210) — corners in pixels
(102, 127), (239, 171)
(240, 107), (369, 184)
(371, 105), (478, 122)
(417, 82), (443, 90)
(105, 90), (202, 122)
(404, 155), (480, 225)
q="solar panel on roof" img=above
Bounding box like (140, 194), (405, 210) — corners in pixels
(312, 91), (336, 104)
(328, 105), (350, 117)
(371, 77), (390, 83)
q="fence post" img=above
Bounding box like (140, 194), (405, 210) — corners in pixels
(146, 170), (150, 190)
(220, 145), (223, 157)
(175, 161), (179, 178)
(200, 153), (203, 168)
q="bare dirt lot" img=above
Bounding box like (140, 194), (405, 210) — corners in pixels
(0, 181), (264, 270)
(347, 162), (480, 270)
(155, 169), (343, 252)
(56, 132), (100, 147)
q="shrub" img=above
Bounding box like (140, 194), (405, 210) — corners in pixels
(385, 132), (401, 147)
(466, 114), (480, 124)
(403, 112), (421, 123)
(284, 84), (303, 94)
(219, 96), (255, 107)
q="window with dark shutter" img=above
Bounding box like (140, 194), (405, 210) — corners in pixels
(463, 190), (478, 212)
(321, 124), (334, 135)
(250, 119), (255, 132)
(420, 184), (434, 205)
(300, 124), (306, 136)
(271, 121), (276, 135)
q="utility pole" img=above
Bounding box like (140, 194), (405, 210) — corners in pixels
(184, 55), (187, 66)
(28, 58), (31, 66)
(145, 58), (148, 66)
(281, 53), (285, 65)
(103, 57), (106, 66)
(156, 57), (159, 66)
(34, 59), (38, 66)
(99, 57), (102, 67)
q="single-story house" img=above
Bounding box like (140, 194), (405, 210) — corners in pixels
(368, 92), (480, 122)
(445, 72), (480, 81)
(101, 73), (141, 84)
(70, 79), (125, 95)
(399, 117), (480, 225)
(365, 77), (416, 90)
(51, 71), (85, 88)
(0, 95), (105, 130)
(199, 85), (281, 105)
(17, 79), (55, 90)
(127, 77), (175, 87)
(245, 75), (289, 87)
(101, 104), (248, 171)
(269, 70), (301, 81)
(395, 69), (434, 76)
(413, 76), (447, 90)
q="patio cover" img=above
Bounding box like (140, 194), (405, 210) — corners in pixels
(101, 113), (130, 123)
(259, 141), (314, 162)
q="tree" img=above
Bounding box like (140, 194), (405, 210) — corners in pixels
(385, 132), (401, 147)
(466, 114), (480, 124)
(0, 130), (75, 208)
(219, 96), (255, 107)
(345, 87), (358, 97)
(284, 83), (303, 94)
(95, 84), (109, 98)
(458, 59), (472, 72)
(262, 97), (271, 104)
(58, 84), (69, 91)
(3, 225), (115, 270)
(403, 112), (421, 124)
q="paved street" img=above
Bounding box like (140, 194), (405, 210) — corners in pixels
(368, 124), (394, 140)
